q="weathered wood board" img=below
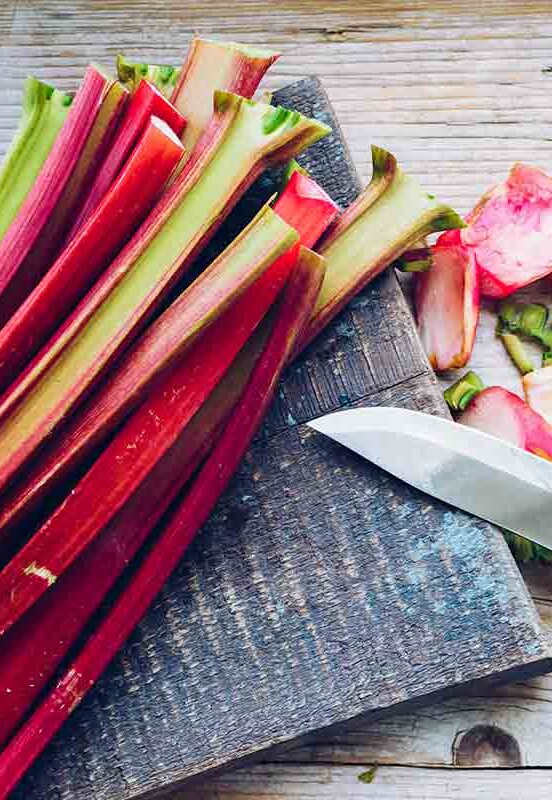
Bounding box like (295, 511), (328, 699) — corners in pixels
(7, 78), (552, 800)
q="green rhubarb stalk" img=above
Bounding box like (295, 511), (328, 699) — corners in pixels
(297, 146), (464, 351)
(499, 332), (534, 375)
(443, 371), (484, 413)
(0, 78), (72, 242)
(171, 38), (279, 154)
(116, 54), (181, 99)
(395, 246), (432, 272)
(0, 92), (329, 491)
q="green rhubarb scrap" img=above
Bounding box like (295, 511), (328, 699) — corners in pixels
(0, 93), (329, 467)
(499, 301), (552, 350)
(116, 54), (180, 99)
(443, 371), (484, 413)
(503, 529), (552, 563)
(0, 77), (72, 241)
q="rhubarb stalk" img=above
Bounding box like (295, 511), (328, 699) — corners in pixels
(0, 173), (335, 737)
(66, 79), (186, 238)
(116, 54), (181, 99)
(0, 66), (127, 325)
(0, 92), (329, 492)
(0, 78), (72, 242)
(296, 146), (464, 351)
(0, 172), (336, 537)
(0, 117), (184, 391)
(415, 230), (480, 371)
(171, 37), (279, 153)
(0, 247), (325, 797)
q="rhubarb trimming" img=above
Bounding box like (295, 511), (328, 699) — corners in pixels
(0, 247), (325, 797)
(0, 66), (127, 326)
(0, 116), (184, 392)
(0, 92), (329, 492)
(443, 371), (484, 413)
(0, 77), (72, 242)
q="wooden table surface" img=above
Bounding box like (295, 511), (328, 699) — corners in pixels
(1, 1), (552, 797)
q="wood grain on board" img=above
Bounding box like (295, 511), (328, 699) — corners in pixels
(1, 2), (552, 799)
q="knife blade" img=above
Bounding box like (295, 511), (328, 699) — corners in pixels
(308, 407), (552, 550)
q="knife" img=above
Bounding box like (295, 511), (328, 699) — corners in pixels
(308, 407), (552, 550)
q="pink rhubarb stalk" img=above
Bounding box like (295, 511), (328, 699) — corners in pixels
(0, 247), (325, 798)
(66, 79), (186, 238)
(459, 386), (552, 460)
(0, 66), (127, 326)
(0, 173), (335, 539)
(0, 116), (183, 392)
(415, 229), (480, 371)
(523, 367), (552, 425)
(461, 163), (552, 298)
(171, 37), (279, 154)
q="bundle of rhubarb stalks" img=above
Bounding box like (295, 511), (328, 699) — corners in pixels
(407, 162), (552, 561)
(0, 39), (467, 795)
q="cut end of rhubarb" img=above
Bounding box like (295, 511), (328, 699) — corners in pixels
(523, 367), (552, 425)
(116, 54), (181, 99)
(273, 170), (339, 249)
(462, 163), (552, 298)
(459, 385), (552, 459)
(415, 233), (480, 372)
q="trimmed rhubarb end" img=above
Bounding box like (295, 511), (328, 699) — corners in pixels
(0, 66), (128, 326)
(116, 54), (181, 99)
(297, 146), (464, 353)
(444, 371), (484, 413)
(459, 385), (552, 460)
(273, 170), (339, 248)
(462, 163), (552, 298)
(396, 246), (432, 272)
(498, 301), (552, 350)
(0, 91), (328, 495)
(0, 77), (72, 242)
(415, 232), (480, 372)
(523, 367), (552, 424)
(0, 116), (184, 393)
(171, 37), (280, 154)
(66, 79), (186, 236)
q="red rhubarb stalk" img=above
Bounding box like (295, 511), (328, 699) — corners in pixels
(0, 93), (327, 493)
(0, 173), (336, 538)
(415, 230), (480, 371)
(0, 172), (335, 738)
(0, 206), (299, 630)
(0, 295), (273, 747)
(0, 66), (127, 326)
(0, 117), (183, 392)
(66, 80), (186, 239)
(171, 37), (279, 154)
(461, 163), (552, 298)
(459, 386), (552, 460)
(0, 247), (325, 798)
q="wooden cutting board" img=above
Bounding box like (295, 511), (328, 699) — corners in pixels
(13, 78), (552, 800)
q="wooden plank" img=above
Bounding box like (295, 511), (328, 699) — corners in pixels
(191, 763), (552, 799)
